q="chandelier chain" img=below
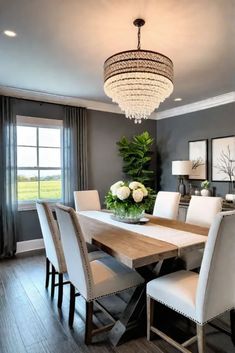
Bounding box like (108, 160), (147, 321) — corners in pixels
(137, 26), (141, 50)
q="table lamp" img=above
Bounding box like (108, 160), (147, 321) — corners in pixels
(172, 160), (192, 196)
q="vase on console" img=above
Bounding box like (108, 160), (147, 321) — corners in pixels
(200, 180), (210, 197)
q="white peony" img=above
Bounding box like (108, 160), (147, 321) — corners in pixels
(129, 181), (142, 189)
(116, 186), (131, 200)
(132, 188), (144, 203)
(129, 181), (140, 190)
(141, 186), (148, 197)
(129, 181), (148, 197)
(110, 181), (124, 196)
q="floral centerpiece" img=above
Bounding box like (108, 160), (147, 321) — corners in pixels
(105, 180), (153, 223)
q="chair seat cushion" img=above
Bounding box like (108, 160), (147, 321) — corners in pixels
(179, 249), (204, 271)
(147, 270), (199, 322)
(91, 257), (144, 299)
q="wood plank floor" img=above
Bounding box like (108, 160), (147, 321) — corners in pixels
(0, 251), (234, 353)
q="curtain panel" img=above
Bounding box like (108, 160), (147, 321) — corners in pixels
(63, 106), (88, 206)
(0, 96), (17, 257)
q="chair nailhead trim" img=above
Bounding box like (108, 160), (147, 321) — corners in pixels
(148, 295), (234, 325)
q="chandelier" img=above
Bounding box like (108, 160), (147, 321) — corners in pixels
(104, 19), (174, 124)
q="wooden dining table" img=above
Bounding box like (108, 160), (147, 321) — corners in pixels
(77, 210), (209, 346)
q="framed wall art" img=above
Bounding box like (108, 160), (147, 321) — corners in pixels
(188, 139), (208, 180)
(212, 136), (235, 182)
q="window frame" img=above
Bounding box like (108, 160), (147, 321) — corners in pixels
(16, 115), (63, 211)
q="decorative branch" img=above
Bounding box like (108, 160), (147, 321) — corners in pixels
(215, 145), (235, 188)
(192, 157), (205, 170)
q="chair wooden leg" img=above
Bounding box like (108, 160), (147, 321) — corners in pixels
(197, 324), (205, 353)
(69, 284), (76, 327)
(147, 295), (155, 341)
(51, 265), (56, 298)
(85, 301), (94, 345)
(45, 258), (50, 288)
(57, 273), (63, 309)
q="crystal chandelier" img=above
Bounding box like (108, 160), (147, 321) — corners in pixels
(104, 19), (174, 124)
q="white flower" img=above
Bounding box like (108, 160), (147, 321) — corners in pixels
(129, 181), (142, 190)
(110, 181), (124, 196)
(132, 188), (144, 203)
(141, 186), (148, 197)
(116, 186), (131, 200)
(129, 181), (140, 190)
(129, 181), (148, 196)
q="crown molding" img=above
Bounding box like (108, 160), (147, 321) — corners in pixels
(0, 85), (123, 115)
(155, 92), (235, 120)
(0, 85), (234, 120)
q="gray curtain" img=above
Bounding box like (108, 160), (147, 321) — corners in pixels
(63, 106), (88, 206)
(0, 96), (17, 257)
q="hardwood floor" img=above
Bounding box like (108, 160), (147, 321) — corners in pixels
(0, 252), (234, 353)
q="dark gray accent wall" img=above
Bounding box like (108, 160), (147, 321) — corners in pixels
(13, 99), (156, 241)
(156, 102), (235, 196)
(87, 110), (157, 204)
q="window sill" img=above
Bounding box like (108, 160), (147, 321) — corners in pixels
(18, 205), (37, 212)
(18, 201), (61, 212)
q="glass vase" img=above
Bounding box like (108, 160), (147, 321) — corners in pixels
(112, 206), (145, 224)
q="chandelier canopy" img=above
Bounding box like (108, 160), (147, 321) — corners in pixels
(104, 19), (174, 124)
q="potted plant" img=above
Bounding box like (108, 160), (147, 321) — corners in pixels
(117, 131), (154, 186)
(201, 180), (210, 196)
(105, 180), (154, 223)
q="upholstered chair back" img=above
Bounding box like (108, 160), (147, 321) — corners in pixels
(55, 204), (93, 300)
(196, 211), (235, 323)
(153, 191), (181, 220)
(186, 196), (222, 227)
(36, 201), (66, 273)
(74, 190), (101, 212)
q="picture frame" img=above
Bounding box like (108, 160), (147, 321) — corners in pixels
(211, 135), (235, 182)
(188, 139), (208, 180)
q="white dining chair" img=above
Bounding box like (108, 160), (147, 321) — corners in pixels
(36, 201), (107, 309)
(74, 190), (101, 212)
(180, 196), (222, 270)
(74, 189), (108, 254)
(55, 204), (144, 344)
(153, 191), (181, 220)
(36, 201), (68, 308)
(186, 196), (222, 227)
(147, 210), (235, 353)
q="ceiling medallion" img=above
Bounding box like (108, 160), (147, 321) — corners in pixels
(104, 19), (174, 123)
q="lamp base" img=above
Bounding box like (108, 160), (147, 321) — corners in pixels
(178, 177), (186, 196)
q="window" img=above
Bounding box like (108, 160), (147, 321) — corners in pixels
(17, 116), (63, 208)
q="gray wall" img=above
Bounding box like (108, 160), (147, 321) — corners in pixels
(87, 110), (157, 203)
(156, 102), (235, 196)
(13, 99), (156, 241)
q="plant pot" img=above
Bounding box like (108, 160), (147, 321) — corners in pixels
(112, 207), (145, 224)
(201, 189), (210, 197)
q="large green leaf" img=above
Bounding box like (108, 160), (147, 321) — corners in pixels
(117, 131), (154, 186)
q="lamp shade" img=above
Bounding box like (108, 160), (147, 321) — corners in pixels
(172, 160), (192, 176)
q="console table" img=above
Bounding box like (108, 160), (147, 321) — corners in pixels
(178, 196), (235, 222)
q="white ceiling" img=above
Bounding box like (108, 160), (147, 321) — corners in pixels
(0, 0), (234, 111)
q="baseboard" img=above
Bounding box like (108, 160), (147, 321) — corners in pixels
(16, 238), (45, 254)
